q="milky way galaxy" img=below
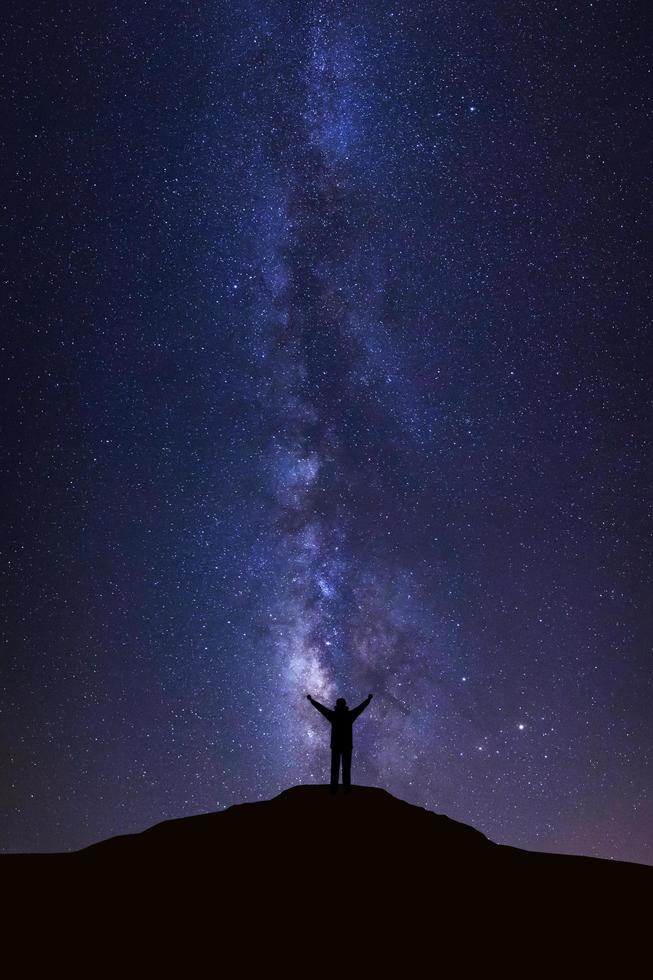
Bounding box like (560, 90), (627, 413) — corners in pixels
(3, 1), (651, 863)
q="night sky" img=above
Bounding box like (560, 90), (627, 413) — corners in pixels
(3, 1), (651, 863)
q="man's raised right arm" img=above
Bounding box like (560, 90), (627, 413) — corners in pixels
(350, 693), (373, 720)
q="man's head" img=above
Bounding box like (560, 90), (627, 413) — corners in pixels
(335, 697), (348, 712)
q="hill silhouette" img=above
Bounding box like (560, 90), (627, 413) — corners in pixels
(3, 784), (650, 968)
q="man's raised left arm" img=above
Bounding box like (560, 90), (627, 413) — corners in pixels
(306, 694), (334, 720)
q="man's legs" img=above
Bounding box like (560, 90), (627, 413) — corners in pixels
(330, 748), (341, 792)
(342, 747), (352, 792)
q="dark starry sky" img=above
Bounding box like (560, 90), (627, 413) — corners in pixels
(2, 1), (651, 862)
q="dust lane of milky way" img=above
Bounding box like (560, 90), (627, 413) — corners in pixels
(2, 1), (650, 863)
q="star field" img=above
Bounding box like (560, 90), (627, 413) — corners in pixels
(2, 1), (651, 862)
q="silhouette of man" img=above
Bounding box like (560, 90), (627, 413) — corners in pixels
(306, 693), (373, 793)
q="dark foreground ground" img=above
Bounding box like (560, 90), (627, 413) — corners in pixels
(2, 785), (650, 970)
